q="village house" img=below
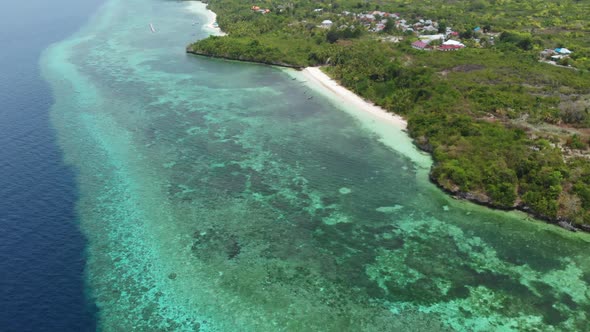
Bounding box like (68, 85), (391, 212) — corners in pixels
(411, 40), (430, 50)
(251, 6), (270, 14)
(358, 13), (375, 23)
(540, 49), (556, 59)
(438, 39), (465, 51)
(555, 47), (572, 55)
(346, 10), (440, 35)
(373, 22), (386, 32)
(541, 47), (573, 62)
(420, 34), (445, 43)
(422, 25), (438, 33)
(321, 20), (333, 28)
(439, 44), (463, 51)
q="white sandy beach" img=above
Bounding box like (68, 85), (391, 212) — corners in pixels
(295, 67), (432, 171)
(182, 4), (426, 168)
(300, 67), (407, 130)
(185, 1), (226, 36)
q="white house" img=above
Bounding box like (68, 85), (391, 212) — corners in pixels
(321, 20), (333, 28)
(423, 25), (438, 32)
(420, 34), (445, 42)
(443, 39), (465, 47)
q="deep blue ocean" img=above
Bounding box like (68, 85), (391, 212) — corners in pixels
(4, 0), (590, 330)
(0, 0), (101, 330)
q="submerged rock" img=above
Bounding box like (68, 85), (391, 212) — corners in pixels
(339, 187), (352, 195)
(376, 205), (404, 213)
(557, 221), (578, 232)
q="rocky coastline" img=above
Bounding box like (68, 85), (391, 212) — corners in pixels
(428, 172), (590, 233)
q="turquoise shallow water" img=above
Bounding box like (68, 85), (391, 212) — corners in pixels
(41, 0), (590, 331)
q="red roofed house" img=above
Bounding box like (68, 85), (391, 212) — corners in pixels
(438, 39), (465, 51)
(412, 40), (429, 50)
(438, 44), (463, 51)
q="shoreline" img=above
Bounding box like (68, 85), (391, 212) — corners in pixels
(185, 1), (226, 36)
(298, 68), (589, 233)
(184, 10), (589, 234)
(300, 67), (408, 130)
(186, 49), (303, 68)
(290, 66), (434, 174)
(204, 7), (226, 36)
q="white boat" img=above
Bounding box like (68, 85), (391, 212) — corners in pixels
(149, 23), (156, 33)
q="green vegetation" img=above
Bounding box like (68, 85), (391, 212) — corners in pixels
(188, 0), (590, 228)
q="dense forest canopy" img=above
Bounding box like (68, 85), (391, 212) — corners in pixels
(189, 0), (590, 228)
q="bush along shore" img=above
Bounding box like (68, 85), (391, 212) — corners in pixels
(187, 0), (590, 231)
(186, 46), (303, 68)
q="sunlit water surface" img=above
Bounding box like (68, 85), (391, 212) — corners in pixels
(42, 0), (590, 330)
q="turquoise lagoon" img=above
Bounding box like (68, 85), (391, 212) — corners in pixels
(42, 0), (590, 330)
